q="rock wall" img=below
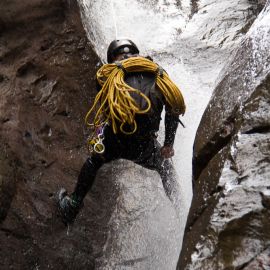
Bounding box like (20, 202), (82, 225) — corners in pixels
(178, 1), (270, 269)
(0, 0), (100, 269)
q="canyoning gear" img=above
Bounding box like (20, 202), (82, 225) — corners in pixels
(91, 134), (105, 154)
(58, 188), (82, 225)
(94, 70), (167, 137)
(87, 124), (107, 154)
(85, 56), (185, 135)
(107, 39), (139, 63)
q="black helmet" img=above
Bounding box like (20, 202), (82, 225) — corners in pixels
(107, 39), (139, 63)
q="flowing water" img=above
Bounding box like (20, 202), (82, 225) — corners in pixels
(76, 0), (254, 268)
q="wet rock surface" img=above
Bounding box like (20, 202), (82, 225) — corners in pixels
(179, 2), (270, 270)
(0, 0), (99, 269)
(90, 160), (183, 270)
(180, 0), (265, 88)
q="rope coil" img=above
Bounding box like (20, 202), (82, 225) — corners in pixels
(85, 56), (186, 135)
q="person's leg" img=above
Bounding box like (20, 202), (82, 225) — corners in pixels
(58, 125), (121, 224)
(73, 126), (123, 202)
(72, 155), (105, 204)
(58, 154), (106, 225)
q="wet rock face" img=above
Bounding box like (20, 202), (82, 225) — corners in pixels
(187, 0), (264, 45)
(89, 160), (183, 270)
(179, 2), (270, 270)
(0, 144), (17, 223)
(0, 0), (99, 269)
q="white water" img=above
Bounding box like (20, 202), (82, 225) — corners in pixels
(77, 0), (254, 268)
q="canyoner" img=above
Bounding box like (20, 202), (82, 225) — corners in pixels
(57, 39), (186, 225)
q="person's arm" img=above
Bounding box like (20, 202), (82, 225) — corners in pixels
(164, 111), (179, 146)
(161, 105), (180, 158)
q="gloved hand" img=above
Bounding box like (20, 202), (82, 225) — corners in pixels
(160, 145), (174, 159)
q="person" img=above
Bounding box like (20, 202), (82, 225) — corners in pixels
(58, 39), (185, 225)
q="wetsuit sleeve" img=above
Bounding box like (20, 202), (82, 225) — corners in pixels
(164, 104), (180, 146)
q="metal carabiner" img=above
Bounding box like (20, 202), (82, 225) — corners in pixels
(93, 134), (105, 154)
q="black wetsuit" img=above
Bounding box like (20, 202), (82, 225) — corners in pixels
(72, 67), (180, 204)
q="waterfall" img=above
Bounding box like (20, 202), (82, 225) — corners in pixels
(76, 0), (255, 269)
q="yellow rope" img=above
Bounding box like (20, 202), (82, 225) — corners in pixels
(85, 56), (186, 135)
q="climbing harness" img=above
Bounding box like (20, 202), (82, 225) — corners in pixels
(85, 56), (186, 135)
(87, 124), (107, 154)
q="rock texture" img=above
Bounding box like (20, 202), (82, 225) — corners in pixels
(91, 160), (183, 270)
(180, 0), (267, 89)
(178, 2), (270, 270)
(0, 0), (100, 269)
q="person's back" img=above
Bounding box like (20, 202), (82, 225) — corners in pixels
(118, 71), (163, 137)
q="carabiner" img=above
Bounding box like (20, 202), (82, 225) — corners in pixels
(93, 141), (105, 154)
(87, 123), (107, 154)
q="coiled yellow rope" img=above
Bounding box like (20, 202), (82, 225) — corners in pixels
(85, 56), (186, 135)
